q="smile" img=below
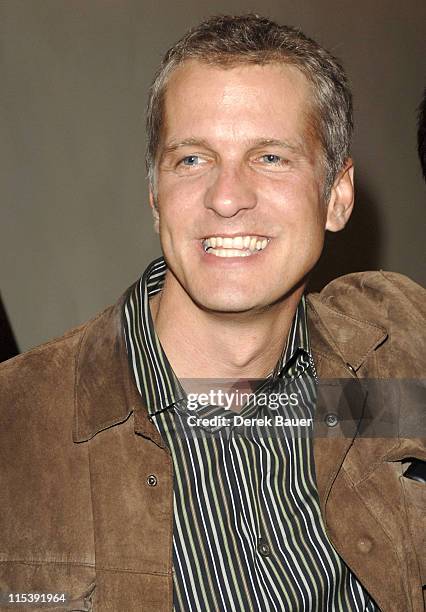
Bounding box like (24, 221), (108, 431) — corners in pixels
(202, 235), (269, 258)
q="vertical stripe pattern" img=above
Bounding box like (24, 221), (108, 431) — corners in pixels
(124, 257), (379, 611)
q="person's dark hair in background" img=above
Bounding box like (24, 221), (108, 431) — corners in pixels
(418, 87), (426, 181)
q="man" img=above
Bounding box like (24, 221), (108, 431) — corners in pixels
(0, 14), (425, 612)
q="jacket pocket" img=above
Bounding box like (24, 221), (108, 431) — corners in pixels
(0, 561), (96, 611)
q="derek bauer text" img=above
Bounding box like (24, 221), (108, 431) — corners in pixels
(186, 415), (313, 428)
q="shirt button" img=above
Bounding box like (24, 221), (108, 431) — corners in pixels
(325, 413), (338, 427)
(258, 539), (271, 557)
(147, 474), (158, 487)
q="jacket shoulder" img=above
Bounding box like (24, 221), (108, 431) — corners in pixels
(307, 270), (426, 379)
(311, 270), (426, 325)
(0, 305), (115, 419)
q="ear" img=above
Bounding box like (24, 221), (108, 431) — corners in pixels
(149, 190), (160, 234)
(325, 160), (355, 232)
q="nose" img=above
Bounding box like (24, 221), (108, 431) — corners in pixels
(204, 165), (257, 218)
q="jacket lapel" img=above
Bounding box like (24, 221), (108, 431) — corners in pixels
(73, 290), (166, 449)
(306, 294), (388, 514)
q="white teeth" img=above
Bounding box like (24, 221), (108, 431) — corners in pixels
(208, 248), (251, 258)
(202, 235), (270, 256)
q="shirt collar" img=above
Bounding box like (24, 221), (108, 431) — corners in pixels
(123, 256), (312, 416)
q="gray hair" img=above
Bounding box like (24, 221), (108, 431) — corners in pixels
(146, 14), (353, 200)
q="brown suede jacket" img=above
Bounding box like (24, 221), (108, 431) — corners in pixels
(0, 270), (425, 612)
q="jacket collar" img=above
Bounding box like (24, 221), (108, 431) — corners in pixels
(73, 287), (388, 454)
(72, 288), (166, 448)
(306, 293), (387, 372)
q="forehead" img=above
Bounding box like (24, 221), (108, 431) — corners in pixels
(161, 60), (315, 147)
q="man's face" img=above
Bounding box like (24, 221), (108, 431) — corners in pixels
(152, 60), (337, 314)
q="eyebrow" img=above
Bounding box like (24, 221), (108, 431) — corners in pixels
(161, 137), (305, 157)
(161, 138), (212, 156)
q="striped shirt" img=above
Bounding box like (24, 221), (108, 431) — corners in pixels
(123, 257), (378, 611)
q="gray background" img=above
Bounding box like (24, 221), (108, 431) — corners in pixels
(1, 0), (425, 352)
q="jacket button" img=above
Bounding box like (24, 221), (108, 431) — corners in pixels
(325, 413), (338, 427)
(147, 474), (158, 487)
(258, 539), (271, 557)
(357, 538), (373, 553)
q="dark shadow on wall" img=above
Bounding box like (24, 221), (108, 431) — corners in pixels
(308, 180), (382, 293)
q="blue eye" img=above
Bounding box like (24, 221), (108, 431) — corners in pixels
(262, 154), (281, 164)
(182, 155), (199, 166)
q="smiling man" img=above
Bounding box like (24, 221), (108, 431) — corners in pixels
(1, 14), (425, 612)
(147, 57), (353, 382)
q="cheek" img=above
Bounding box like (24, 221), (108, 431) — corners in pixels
(263, 178), (322, 225)
(157, 177), (204, 221)
(156, 186), (202, 257)
(263, 181), (326, 266)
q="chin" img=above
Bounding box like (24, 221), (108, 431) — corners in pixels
(187, 288), (252, 313)
(190, 286), (279, 315)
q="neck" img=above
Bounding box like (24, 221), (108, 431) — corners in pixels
(150, 273), (305, 381)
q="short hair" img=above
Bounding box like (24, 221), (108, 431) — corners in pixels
(418, 88), (426, 181)
(146, 13), (353, 199)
